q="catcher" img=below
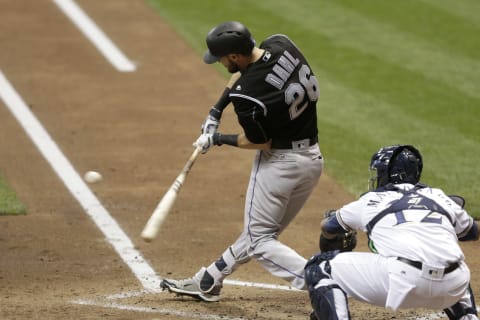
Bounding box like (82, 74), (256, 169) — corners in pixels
(307, 144), (478, 320)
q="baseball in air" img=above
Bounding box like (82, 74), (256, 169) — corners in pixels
(84, 171), (103, 183)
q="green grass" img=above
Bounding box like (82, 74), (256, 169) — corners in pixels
(146, 0), (480, 216)
(0, 172), (26, 215)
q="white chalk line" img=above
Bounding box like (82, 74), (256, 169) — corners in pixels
(73, 294), (245, 320)
(408, 313), (446, 320)
(0, 70), (159, 291)
(224, 279), (299, 291)
(52, 0), (136, 72)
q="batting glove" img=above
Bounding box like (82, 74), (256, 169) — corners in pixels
(193, 134), (215, 154)
(201, 114), (220, 135)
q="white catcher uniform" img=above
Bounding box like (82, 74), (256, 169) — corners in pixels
(307, 182), (478, 319)
(334, 183), (474, 310)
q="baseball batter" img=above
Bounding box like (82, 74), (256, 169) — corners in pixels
(161, 21), (323, 301)
(306, 145), (478, 320)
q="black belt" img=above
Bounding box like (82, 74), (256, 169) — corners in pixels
(397, 257), (459, 274)
(271, 136), (318, 149)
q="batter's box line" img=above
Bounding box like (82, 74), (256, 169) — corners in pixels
(72, 289), (246, 320)
(70, 281), (298, 320)
(70, 288), (467, 320)
(408, 313), (447, 320)
(70, 279), (300, 319)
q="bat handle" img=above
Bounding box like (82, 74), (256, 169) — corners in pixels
(172, 147), (201, 192)
(184, 147), (201, 173)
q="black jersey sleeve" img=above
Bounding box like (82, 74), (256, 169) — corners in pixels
(233, 98), (269, 144)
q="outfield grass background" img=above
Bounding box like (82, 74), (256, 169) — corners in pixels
(147, 0), (479, 216)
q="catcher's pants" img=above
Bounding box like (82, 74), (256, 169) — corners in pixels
(330, 252), (472, 311)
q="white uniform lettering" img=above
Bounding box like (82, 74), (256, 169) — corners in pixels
(278, 54), (297, 73)
(284, 50), (299, 66)
(265, 50), (299, 90)
(265, 73), (283, 90)
(273, 64), (291, 82)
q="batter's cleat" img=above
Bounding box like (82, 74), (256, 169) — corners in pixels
(160, 277), (222, 302)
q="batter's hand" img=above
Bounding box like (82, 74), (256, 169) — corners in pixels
(193, 134), (215, 154)
(201, 114), (220, 135)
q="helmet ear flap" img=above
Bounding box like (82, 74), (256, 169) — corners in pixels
(388, 145), (423, 184)
(405, 145), (423, 179)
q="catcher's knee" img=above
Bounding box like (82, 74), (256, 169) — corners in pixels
(305, 251), (350, 320)
(305, 251), (339, 288)
(444, 285), (478, 320)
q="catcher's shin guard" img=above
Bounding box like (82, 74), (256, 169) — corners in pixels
(305, 251), (351, 320)
(309, 284), (350, 320)
(444, 284), (478, 320)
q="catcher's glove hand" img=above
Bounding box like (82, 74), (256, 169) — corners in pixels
(319, 209), (357, 252)
(449, 195), (465, 208)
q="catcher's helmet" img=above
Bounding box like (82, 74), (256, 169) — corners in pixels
(368, 145), (423, 190)
(203, 21), (255, 64)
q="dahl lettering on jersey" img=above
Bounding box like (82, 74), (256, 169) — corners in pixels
(265, 50), (300, 90)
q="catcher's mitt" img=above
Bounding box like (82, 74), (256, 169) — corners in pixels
(319, 209), (357, 252)
(449, 195), (465, 208)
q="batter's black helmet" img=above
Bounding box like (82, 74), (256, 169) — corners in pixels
(203, 21), (255, 64)
(368, 144), (423, 190)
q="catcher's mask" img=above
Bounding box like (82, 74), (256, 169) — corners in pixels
(368, 144), (423, 191)
(203, 21), (255, 64)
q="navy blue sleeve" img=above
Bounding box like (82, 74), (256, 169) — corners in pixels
(322, 215), (349, 234)
(459, 222), (479, 241)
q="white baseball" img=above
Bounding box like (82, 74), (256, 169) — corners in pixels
(84, 171), (103, 183)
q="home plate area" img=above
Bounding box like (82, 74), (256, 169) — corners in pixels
(70, 285), (456, 320)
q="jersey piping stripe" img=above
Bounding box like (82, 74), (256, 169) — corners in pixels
(246, 151), (263, 244)
(258, 254), (305, 279)
(229, 93), (267, 116)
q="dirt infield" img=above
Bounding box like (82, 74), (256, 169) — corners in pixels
(0, 1), (478, 319)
